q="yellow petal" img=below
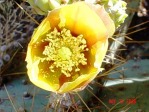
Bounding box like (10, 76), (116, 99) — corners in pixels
(47, 2), (108, 46)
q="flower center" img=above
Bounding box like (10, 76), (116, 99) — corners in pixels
(57, 47), (72, 60)
(42, 28), (88, 77)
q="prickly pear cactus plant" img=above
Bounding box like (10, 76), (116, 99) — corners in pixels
(25, 0), (128, 111)
(2, 0), (148, 112)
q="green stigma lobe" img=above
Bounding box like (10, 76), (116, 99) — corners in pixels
(57, 47), (72, 60)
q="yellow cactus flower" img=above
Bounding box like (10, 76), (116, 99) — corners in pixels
(26, 2), (115, 93)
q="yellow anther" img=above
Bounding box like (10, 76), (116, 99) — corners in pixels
(42, 28), (88, 77)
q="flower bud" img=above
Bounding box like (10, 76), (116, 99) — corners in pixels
(3, 54), (10, 62)
(0, 45), (7, 52)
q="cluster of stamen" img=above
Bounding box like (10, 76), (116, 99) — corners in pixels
(42, 28), (88, 77)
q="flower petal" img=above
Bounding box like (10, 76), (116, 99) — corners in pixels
(46, 2), (108, 46)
